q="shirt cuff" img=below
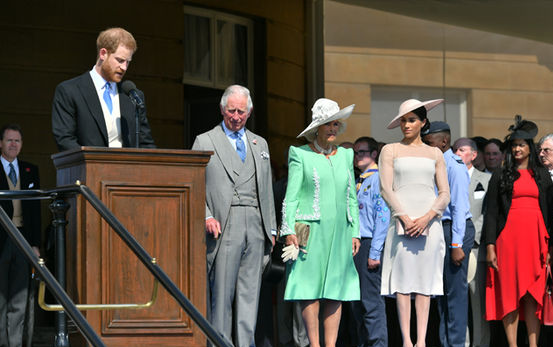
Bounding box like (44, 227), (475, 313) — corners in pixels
(369, 249), (381, 260)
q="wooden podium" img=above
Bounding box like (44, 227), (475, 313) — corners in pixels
(51, 147), (211, 347)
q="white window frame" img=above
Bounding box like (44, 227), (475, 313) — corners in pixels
(182, 5), (254, 90)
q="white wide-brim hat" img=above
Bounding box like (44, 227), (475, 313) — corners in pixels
(297, 98), (355, 142)
(387, 98), (444, 129)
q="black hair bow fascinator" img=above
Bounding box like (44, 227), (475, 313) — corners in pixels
(506, 115), (538, 140)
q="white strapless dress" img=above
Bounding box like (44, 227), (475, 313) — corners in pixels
(380, 156), (446, 296)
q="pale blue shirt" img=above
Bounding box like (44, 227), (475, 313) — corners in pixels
(1, 156), (19, 182)
(357, 169), (390, 260)
(89, 67), (123, 147)
(441, 148), (472, 247)
(89, 67), (117, 102)
(221, 121), (247, 155)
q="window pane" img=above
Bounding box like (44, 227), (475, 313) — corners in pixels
(183, 14), (211, 81)
(216, 20), (248, 86)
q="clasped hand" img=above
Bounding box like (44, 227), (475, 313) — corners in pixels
(401, 214), (431, 237)
(282, 234), (359, 262)
(282, 234), (305, 262)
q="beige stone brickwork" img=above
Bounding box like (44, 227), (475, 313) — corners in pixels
(325, 45), (553, 143)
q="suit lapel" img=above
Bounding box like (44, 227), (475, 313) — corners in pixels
(208, 125), (238, 183)
(78, 74), (109, 145)
(0, 165), (8, 190)
(18, 163), (32, 190)
(246, 130), (261, 181)
(537, 168), (549, 226)
(469, 175), (476, 195)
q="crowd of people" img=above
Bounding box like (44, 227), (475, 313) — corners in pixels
(2, 25), (553, 347)
(253, 99), (553, 347)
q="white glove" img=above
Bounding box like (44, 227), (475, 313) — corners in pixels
(281, 244), (299, 262)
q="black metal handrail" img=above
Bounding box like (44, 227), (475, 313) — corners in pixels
(0, 184), (232, 347)
(0, 201), (106, 347)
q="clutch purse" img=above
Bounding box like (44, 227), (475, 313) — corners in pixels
(396, 218), (429, 236)
(295, 222), (310, 249)
(543, 264), (553, 325)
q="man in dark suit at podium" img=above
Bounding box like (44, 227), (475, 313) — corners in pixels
(0, 124), (41, 347)
(52, 27), (155, 151)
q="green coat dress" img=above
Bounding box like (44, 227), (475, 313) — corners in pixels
(281, 145), (360, 301)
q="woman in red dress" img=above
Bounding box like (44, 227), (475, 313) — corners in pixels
(484, 116), (552, 347)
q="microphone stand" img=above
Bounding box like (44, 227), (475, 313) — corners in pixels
(130, 101), (145, 148)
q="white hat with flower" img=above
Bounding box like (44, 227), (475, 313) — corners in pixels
(297, 98), (355, 142)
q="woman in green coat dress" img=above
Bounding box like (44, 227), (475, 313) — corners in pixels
(280, 98), (360, 347)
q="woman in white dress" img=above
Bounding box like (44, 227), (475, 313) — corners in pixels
(379, 99), (450, 347)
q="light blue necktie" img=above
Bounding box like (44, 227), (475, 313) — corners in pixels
(8, 163), (17, 186)
(103, 82), (113, 114)
(232, 132), (246, 162)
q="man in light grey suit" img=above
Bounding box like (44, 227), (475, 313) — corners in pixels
(538, 134), (553, 180)
(453, 138), (491, 347)
(192, 85), (277, 347)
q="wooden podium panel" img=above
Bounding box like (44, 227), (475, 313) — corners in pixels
(52, 147), (211, 347)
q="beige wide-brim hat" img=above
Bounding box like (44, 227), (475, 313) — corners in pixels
(387, 98), (444, 129)
(297, 98), (355, 142)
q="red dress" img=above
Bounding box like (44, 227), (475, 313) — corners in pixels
(486, 169), (549, 320)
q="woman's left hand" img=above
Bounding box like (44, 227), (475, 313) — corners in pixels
(352, 238), (360, 256)
(409, 214), (432, 237)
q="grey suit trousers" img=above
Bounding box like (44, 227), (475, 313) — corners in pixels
(466, 246), (490, 347)
(0, 239), (29, 347)
(210, 206), (265, 347)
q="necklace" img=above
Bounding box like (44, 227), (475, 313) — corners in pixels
(314, 139), (333, 155)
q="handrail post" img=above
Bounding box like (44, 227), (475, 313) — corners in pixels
(50, 197), (70, 347)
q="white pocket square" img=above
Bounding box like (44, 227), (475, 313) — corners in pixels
(28, 183), (34, 188)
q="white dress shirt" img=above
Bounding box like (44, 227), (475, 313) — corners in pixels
(89, 67), (123, 147)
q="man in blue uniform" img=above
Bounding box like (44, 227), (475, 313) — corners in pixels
(423, 122), (475, 347)
(352, 136), (390, 347)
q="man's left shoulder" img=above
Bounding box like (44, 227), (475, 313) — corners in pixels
(446, 151), (468, 173)
(359, 173), (381, 196)
(473, 168), (491, 182)
(446, 150), (465, 166)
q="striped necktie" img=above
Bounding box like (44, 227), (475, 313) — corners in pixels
(8, 163), (17, 186)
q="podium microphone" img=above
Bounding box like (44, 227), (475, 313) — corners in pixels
(121, 80), (145, 109)
(121, 80), (144, 148)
